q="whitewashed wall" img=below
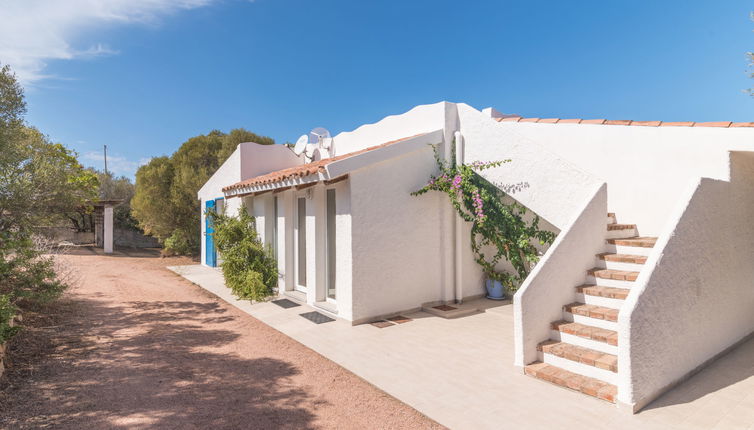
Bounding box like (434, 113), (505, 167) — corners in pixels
(617, 151), (754, 411)
(459, 104), (604, 230)
(349, 145), (445, 322)
(496, 122), (754, 235)
(332, 103), (447, 155)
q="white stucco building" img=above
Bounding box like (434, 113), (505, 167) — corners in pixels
(198, 102), (754, 413)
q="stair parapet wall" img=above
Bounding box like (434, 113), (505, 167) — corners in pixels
(618, 151), (754, 411)
(514, 183), (607, 366)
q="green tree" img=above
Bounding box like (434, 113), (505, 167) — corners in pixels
(0, 63), (98, 343)
(96, 170), (140, 231)
(132, 129), (274, 255)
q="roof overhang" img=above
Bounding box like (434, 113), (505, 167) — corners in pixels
(223, 129), (444, 198)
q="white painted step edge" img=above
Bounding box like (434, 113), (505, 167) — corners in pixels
(575, 293), (624, 310)
(604, 244), (653, 256)
(538, 351), (618, 385)
(596, 260), (645, 272)
(586, 275), (636, 289)
(605, 228), (638, 240)
(550, 330), (618, 355)
(564, 312), (619, 331)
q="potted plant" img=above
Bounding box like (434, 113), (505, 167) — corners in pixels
(485, 271), (506, 300)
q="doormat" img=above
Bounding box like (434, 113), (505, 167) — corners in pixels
(432, 305), (457, 312)
(387, 315), (412, 324)
(300, 311), (335, 324)
(271, 299), (301, 309)
(370, 320), (394, 328)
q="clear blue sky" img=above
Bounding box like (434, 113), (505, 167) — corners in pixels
(3, 0), (753, 178)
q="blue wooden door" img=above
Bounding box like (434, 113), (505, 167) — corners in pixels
(205, 199), (217, 267)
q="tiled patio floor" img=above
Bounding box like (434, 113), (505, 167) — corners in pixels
(169, 264), (754, 430)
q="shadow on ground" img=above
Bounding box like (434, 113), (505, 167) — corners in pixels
(57, 245), (165, 259)
(642, 334), (754, 412)
(0, 296), (320, 429)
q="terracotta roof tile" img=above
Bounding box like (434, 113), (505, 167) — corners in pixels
(694, 121), (732, 127)
(222, 134), (423, 192)
(661, 121), (695, 127)
(629, 121), (662, 127)
(496, 114), (751, 128)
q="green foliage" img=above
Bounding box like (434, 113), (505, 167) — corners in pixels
(132, 129), (274, 255)
(0, 295), (20, 344)
(96, 170), (140, 231)
(413, 146), (556, 292)
(210, 206), (278, 301)
(0, 63), (90, 343)
(0, 127), (99, 232)
(163, 229), (193, 256)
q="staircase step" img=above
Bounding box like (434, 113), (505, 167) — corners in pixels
(524, 362), (617, 403)
(607, 236), (657, 248)
(564, 302), (619, 322)
(607, 223), (636, 231)
(576, 285), (630, 300)
(596, 253), (647, 264)
(538, 340), (618, 372)
(551, 321), (618, 346)
(587, 268), (639, 282)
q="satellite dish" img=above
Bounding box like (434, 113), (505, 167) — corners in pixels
(293, 134), (308, 156)
(304, 144), (316, 159)
(312, 147), (332, 161)
(309, 127), (331, 145)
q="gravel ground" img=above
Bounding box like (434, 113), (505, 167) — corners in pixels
(0, 248), (444, 429)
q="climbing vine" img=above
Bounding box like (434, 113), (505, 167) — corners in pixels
(412, 146), (556, 292)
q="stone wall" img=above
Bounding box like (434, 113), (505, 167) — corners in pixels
(114, 228), (160, 248)
(38, 227), (160, 248)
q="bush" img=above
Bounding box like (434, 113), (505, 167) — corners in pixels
(210, 206), (277, 301)
(0, 294), (20, 344)
(163, 229), (193, 256)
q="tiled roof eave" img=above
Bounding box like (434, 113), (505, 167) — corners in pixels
(221, 131), (443, 197)
(496, 117), (754, 128)
(225, 171), (327, 198)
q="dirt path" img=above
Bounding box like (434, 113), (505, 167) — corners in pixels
(0, 248), (443, 429)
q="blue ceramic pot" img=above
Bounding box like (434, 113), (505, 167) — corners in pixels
(485, 279), (506, 300)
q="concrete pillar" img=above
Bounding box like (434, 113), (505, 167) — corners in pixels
(104, 206), (113, 254)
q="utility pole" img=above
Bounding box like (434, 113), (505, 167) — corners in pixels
(104, 144), (108, 176)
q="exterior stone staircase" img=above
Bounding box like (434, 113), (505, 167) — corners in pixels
(523, 213), (657, 403)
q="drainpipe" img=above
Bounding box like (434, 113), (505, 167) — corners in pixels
(454, 131), (464, 304)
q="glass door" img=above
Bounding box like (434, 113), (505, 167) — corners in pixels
(294, 196), (307, 292)
(325, 189), (336, 302)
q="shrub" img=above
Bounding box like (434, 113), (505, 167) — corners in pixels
(163, 229), (193, 256)
(0, 294), (20, 344)
(210, 206), (278, 301)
